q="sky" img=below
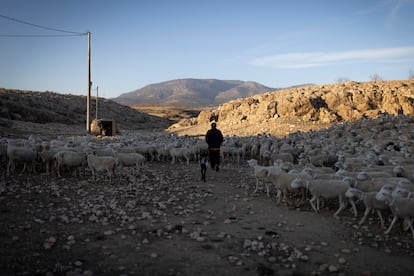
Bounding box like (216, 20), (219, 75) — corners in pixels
(1, 0), (414, 99)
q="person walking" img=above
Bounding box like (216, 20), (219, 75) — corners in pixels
(205, 122), (224, 171)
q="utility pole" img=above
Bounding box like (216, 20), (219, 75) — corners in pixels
(86, 31), (92, 133)
(95, 86), (99, 120)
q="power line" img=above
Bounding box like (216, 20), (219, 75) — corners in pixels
(0, 34), (85, 37)
(0, 13), (87, 36)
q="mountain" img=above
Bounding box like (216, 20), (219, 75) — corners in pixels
(113, 79), (275, 106)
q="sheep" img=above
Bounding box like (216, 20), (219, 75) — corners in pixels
(391, 185), (413, 199)
(155, 146), (171, 163)
(291, 177), (357, 218)
(86, 154), (116, 184)
(170, 147), (191, 165)
(94, 147), (115, 157)
(392, 164), (414, 182)
(134, 144), (157, 162)
(265, 168), (314, 205)
(375, 188), (414, 238)
(355, 171), (392, 180)
(354, 175), (411, 192)
(6, 144), (40, 174)
(344, 187), (389, 228)
(246, 159), (275, 197)
(54, 150), (87, 177)
(112, 150), (145, 173)
(40, 148), (60, 175)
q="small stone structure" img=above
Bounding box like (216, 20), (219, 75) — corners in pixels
(91, 118), (117, 136)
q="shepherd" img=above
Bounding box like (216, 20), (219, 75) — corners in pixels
(205, 122), (224, 172)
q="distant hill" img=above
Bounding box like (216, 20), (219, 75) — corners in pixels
(113, 79), (275, 106)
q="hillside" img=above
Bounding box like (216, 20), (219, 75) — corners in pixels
(0, 88), (171, 137)
(113, 79), (275, 106)
(2, 80), (414, 139)
(168, 80), (414, 137)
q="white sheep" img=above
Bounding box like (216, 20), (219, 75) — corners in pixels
(86, 154), (116, 184)
(134, 144), (157, 162)
(265, 168), (314, 205)
(246, 159), (270, 196)
(170, 147), (191, 165)
(246, 159), (275, 197)
(345, 187), (389, 228)
(392, 164), (414, 182)
(354, 176), (411, 192)
(391, 185), (413, 198)
(7, 144), (40, 174)
(113, 150), (145, 173)
(375, 188), (414, 238)
(54, 150), (87, 177)
(291, 177), (357, 218)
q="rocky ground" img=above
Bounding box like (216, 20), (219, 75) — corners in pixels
(1, 159), (414, 276)
(1, 122), (414, 276)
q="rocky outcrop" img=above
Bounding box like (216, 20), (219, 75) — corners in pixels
(169, 80), (414, 137)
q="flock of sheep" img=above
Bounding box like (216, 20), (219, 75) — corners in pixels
(245, 113), (414, 239)
(2, 113), (414, 240)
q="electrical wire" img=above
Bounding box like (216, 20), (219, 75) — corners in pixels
(0, 34), (85, 37)
(0, 13), (88, 36)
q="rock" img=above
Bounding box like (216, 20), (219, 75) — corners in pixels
(338, 257), (347, 265)
(319, 264), (329, 272)
(328, 265), (339, 272)
(43, 236), (57, 250)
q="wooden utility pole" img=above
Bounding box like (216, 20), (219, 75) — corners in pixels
(95, 86), (99, 120)
(86, 31), (92, 133)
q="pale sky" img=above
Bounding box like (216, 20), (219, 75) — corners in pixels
(1, 0), (414, 98)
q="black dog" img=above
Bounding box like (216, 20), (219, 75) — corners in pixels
(199, 151), (208, 182)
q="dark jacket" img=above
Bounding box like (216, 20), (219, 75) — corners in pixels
(206, 127), (224, 148)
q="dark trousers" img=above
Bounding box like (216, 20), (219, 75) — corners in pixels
(209, 148), (220, 169)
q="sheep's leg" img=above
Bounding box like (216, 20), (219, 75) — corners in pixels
(6, 160), (11, 175)
(377, 210), (385, 229)
(57, 165), (62, 177)
(281, 187), (291, 205)
(407, 219), (414, 239)
(309, 196), (318, 213)
(91, 169), (96, 182)
(19, 162), (26, 173)
(348, 198), (358, 217)
(359, 207), (371, 226)
(384, 216), (398, 235)
(31, 161), (37, 173)
(297, 187), (307, 206)
(108, 172), (112, 184)
(265, 182), (270, 197)
(253, 178), (259, 194)
(109, 167), (115, 184)
(334, 197), (346, 218)
(275, 189), (282, 205)
(402, 218), (411, 232)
